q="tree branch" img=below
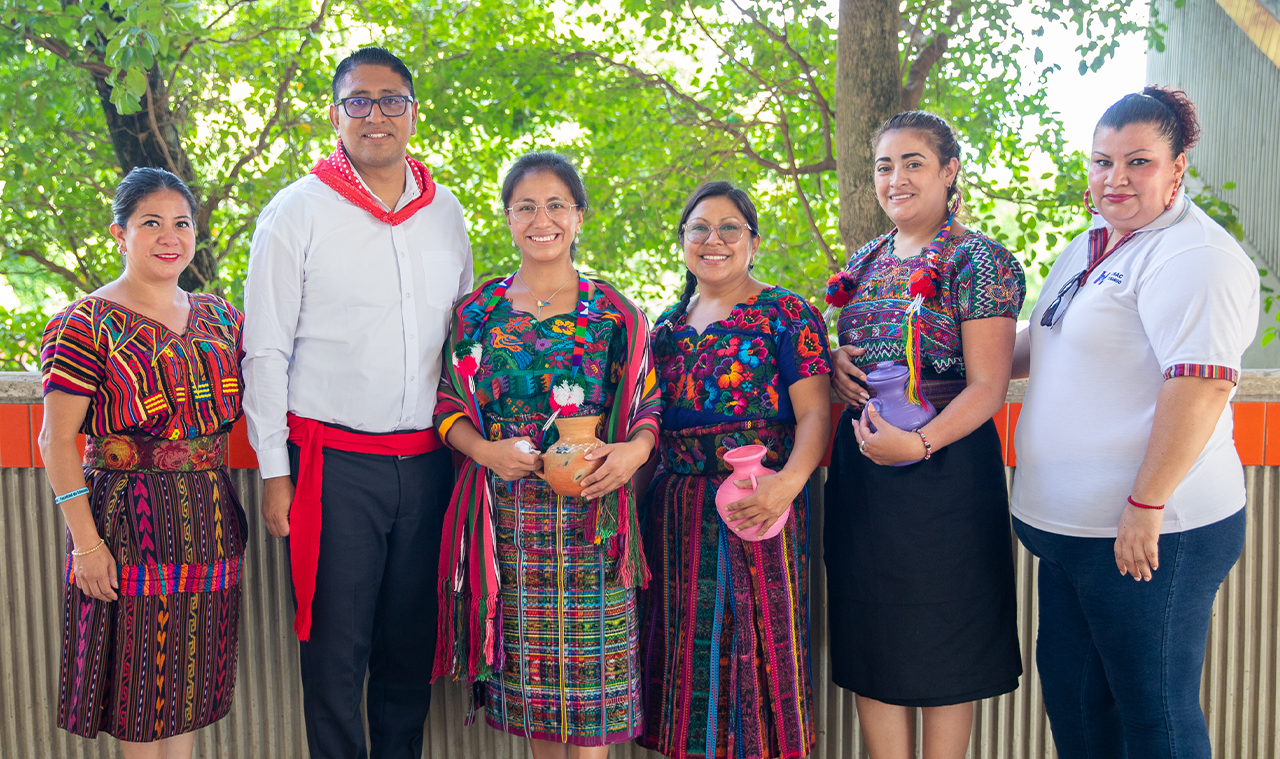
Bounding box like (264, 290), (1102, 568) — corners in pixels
(778, 109), (837, 270)
(562, 50), (835, 176)
(723, 0), (834, 119)
(22, 33), (111, 77)
(899, 0), (942, 84)
(198, 0), (330, 229)
(4, 244), (94, 293)
(901, 1), (966, 110)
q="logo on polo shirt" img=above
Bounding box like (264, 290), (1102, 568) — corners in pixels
(1093, 270), (1124, 285)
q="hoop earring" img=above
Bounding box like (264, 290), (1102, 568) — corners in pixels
(1165, 175), (1182, 211)
(1084, 189), (1100, 216)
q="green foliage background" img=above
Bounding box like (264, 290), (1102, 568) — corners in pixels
(0, 0), (1248, 369)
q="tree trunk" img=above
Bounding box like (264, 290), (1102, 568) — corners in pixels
(91, 64), (216, 291)
(835, 0), (901, 260)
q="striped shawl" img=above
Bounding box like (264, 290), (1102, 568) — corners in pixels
(432, 276), (661, 686)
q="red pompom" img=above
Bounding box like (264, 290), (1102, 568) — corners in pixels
(824, 272), (855, 307)
(907, 269), (938, 299)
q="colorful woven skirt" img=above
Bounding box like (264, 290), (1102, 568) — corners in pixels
(639, 420), (815, 759)
(484, 476), (642, 746)
(58, 433), (247, 741)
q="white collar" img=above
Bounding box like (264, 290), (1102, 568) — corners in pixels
(348, 158), (419, 212)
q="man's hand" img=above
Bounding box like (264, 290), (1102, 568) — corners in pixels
(262, 476), (295, 538)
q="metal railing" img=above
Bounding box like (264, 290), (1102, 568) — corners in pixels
(2, 371), (1277, 758)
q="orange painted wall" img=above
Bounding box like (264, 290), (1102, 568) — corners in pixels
(3, 401), (1272, 469)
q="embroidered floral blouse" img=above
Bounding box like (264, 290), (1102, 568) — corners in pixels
(653, 286), (832, 433)
(835, 230), (1025, 406)
(40, 295), (244, 440)
(470, 284), (628, 447)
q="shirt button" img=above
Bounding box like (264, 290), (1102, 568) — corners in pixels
(409, 375), (416, 381)
(405, 292), (412, 298)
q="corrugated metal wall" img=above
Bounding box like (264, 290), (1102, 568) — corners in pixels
(1148, 0), (1280, 272)
(3, 463), (1277, 758)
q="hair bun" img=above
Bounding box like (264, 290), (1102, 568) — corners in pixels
(1141, 86), (1201, 153)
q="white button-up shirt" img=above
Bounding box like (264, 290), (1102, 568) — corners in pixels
(242, 161), (472, 478)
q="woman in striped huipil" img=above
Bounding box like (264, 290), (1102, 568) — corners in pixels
(38, 167), (247, 758)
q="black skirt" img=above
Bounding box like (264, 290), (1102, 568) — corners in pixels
(824, 410), (1021, 706)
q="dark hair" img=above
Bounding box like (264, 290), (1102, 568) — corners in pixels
(653, 181), (761, 355)
(1095, 85), (1200, 158)
(332, 46), (415, 101)
(112, 167), (198, 227)
(874, 110), (962, 204)
(501, 152), (589, 257)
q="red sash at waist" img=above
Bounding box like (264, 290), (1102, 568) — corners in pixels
(286, 412), (443, 641)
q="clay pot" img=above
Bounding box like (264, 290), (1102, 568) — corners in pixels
(538, 415), (605, 498)
(863, 361), (937, 467)
(714, 444), (788, 541)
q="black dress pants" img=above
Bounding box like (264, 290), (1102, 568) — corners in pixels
(288, 444), (452, 759)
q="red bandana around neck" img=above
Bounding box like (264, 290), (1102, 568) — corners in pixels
(310, 140), (437, 225)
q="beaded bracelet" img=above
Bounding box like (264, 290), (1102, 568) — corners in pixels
(1127, 495), (1165, 510)
(53, 487), (90, 505)
(913, 429), (933, 461)
(71, 538), (105, 557)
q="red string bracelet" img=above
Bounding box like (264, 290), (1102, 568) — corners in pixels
(1127, 496), (1164, 510)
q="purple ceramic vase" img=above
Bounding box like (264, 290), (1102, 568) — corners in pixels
(864, 361), (937, 466)
(714, 444), (789, 541)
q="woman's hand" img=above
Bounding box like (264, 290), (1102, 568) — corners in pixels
(854, 404), (927, 466)
(1115, 504), (1163, 581)
(73, 543), (119, 602)
(479, 436), (543, 481)
(832, 345), (871, 408)
(578, 433), (654, 500)
(723, 471), (804, 537)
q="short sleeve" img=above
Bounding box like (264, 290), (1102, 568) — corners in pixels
(954, 236), (1027, 321)
(1138, 245), (1259, 384)
(777, 292), (832, 386)
(40, 301), (104, 397)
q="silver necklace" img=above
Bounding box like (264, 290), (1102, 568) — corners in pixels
(515, 270), (573, 318)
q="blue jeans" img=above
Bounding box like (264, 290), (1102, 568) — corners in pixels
(1013, 510), (1245, 759)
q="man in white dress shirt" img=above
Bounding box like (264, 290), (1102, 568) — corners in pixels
(242, 47), (472, 759)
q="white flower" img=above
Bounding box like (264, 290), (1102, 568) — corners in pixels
(552, 380), (585, 408)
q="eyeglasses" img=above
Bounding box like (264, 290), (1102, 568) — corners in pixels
(506, 202), (579, 224)
(334, 96), (413, 119)
(682, 222), (749, 244)
(1039, 269), (1087, 328)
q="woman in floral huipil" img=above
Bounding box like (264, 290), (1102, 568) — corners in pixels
(639, 181), (832, 759)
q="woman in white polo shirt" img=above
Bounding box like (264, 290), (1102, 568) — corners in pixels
(1011, 87), (1258, 759)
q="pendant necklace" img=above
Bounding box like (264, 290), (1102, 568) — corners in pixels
(516, 270), (573, 319)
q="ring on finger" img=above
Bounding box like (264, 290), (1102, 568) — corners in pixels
(858, 440), (868, 453)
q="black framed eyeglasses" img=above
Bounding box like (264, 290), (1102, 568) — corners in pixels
(682, 222), (748, 244)
(334, 96), (413, 119)
(1039, 269), (1087, 328)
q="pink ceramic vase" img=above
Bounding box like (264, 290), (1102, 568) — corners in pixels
(714, 444), (788, 541)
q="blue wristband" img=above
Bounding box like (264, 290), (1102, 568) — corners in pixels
(53, 487), (90, 505)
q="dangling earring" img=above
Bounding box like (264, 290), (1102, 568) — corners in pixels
(1165, 175), (1182, 211)
(1084, 189), (1100, 216)
(947, 188), (961, 218)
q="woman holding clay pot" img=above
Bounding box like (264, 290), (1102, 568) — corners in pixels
(824, 111), (1026, 759)
(431, 153), (661, 758)
(639, 180), (832, 759)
